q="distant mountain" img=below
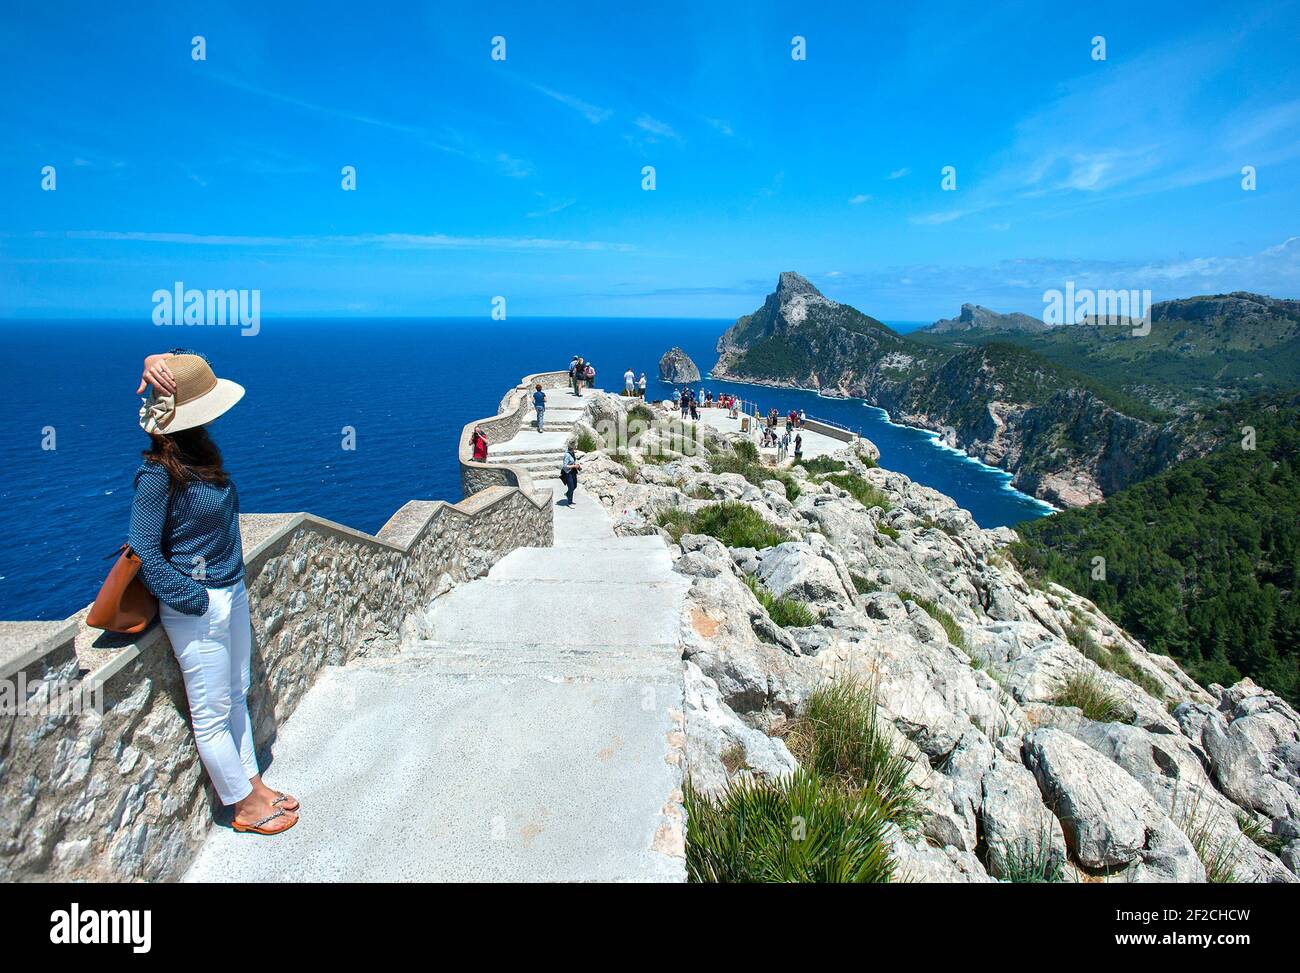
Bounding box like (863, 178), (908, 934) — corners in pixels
(713, 274), (1299, 507)
(921, 291), (1300, 413)
(714, 272), (938, 398)
(922, 303), (1047, 335)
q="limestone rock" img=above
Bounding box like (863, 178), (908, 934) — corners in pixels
(658, 347), (701, 383)
(1024, 728), (1205, 882)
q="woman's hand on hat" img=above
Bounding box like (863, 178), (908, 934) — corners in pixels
(137, 354), (177, 396)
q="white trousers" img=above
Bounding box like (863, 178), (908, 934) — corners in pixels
(161, 580), (259, 805)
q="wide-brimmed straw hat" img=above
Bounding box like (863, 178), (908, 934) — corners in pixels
(139, 353), (245, 434)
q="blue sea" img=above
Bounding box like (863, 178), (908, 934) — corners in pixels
(0, 318), (1054, 621)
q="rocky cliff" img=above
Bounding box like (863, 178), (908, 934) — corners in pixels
(659, 346), (701, 383)
(567, 390), (1300, 883)
(713, 274), (1213, 507)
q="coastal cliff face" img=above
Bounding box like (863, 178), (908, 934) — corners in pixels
(567, 390), (1300, 882)
(714, 274), (1203, 507)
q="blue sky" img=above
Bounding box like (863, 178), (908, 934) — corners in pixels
(2, 0), (1298, 320)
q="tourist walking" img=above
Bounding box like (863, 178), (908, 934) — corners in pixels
(624, 367), (635, 396)
(799, 409), (807, 428)
(561, 445), (580, 505)
(472, 425), (489, 461)
(584, 362), (596, 390)
(680, 388), (690, 420)
(533, 383), (546, 433)
(780, 430), (791, 461)
(638, 373), (647, 398)
(130, 350), (299, 836)
(569, 357), (582, 396)
(794, 433), (803, 461)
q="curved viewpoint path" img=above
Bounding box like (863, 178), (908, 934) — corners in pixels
(187, 449), (689, 882)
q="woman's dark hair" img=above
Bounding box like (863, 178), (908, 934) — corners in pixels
(141, 426), (230, 492)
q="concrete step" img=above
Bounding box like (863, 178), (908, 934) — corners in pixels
(489, 543), (676, 583)
(417, 577), (688, 650)
(485, 450), (566, 463)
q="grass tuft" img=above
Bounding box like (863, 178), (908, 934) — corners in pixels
(798, 456), (847, 475)
(684, 769), (898, 883)
(655, 502), (789, 550)
(782, 676), (919, 829)
(1051, 671), (1125, 723)
(900, 591), (965, 649)
(743, 575), (817, 628)
(823, 473), (891, 511)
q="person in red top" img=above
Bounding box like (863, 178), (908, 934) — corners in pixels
(471, 426), (489, 462)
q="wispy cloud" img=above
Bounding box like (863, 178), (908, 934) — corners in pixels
(531, 84), (613, 123)
(634, 114), (680, 141)
(848, 194), (872, 205)
(907, 36), (1300, 226)
(204, 71), (532, 179)
(526, 197), (576, 218)
(58, 230), (634, 252)
(705, 117), (734, 136)
(888, 167), (910, 179)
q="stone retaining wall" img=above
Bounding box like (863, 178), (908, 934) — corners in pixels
(0, 376), (556, 882)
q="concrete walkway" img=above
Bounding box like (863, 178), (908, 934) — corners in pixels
(692, 407), (849, 463)
(186, 479), (689, 882)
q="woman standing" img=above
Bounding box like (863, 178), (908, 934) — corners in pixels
(471, 425), (489, 461)
(132, 351), (299, 836)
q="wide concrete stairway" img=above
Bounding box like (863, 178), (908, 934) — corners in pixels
(482, 386), (592, 482)
(186, 480), (690, 882)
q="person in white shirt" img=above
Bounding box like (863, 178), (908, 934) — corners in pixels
(638, 373), (647, 397)
(624, 368), (635, 395)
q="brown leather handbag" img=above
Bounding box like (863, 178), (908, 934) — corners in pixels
(87, 544), (159, 634)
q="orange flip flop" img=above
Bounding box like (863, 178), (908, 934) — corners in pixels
(232, 809), (298, 835)
(272, 791), (300, 812)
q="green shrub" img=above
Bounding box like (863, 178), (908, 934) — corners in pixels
(783, 677), (918, 828)
(877, 523), (899, 540)
(732, 438), (760, 463)
(1051, 671), (1125, 722)
(657, 502), (789, 550)
(654, 507), (694, 544)
(743, 575), (817, 628)
(850, 573), (879, 595)
(690, 501), (789, 549)
(798, 456), (846, 475)
(627, 403), (656, 426)
(684, 770), (898, 883)
(900, 592), (965, 649)
(709, 454), (801, 502)
(824, 473), (891, 511)
(573, 430), (599, 452)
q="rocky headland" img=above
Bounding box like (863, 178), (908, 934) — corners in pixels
(564, 389), (1300, 882)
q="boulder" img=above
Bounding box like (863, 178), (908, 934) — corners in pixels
(754, 542), (852, 606)
(980, 751), (1069, 880)
(1023, 728), (1205, 882)
(682, 662), (798, 796)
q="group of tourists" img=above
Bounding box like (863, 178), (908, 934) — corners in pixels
(622, 368), (648, 397)
(678, 387), (700, 421)
(568, 356), (596, 395)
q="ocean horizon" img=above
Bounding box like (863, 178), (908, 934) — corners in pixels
(0, 316), (1049, 621)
